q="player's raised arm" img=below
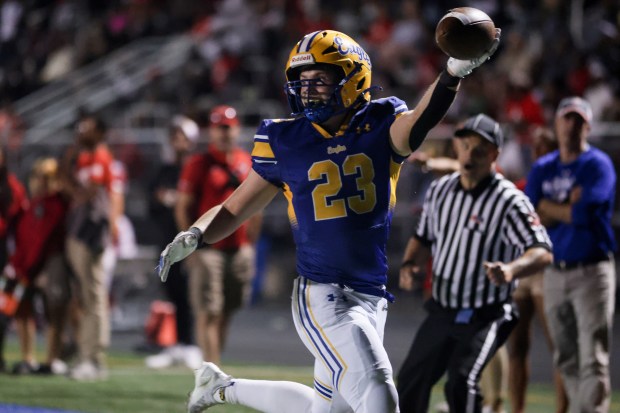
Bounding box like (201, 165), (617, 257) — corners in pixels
(390, 8), (501, 156)
(157, 170), (278, 282)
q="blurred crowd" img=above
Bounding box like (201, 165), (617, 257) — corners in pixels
(0, 0), (618, 118)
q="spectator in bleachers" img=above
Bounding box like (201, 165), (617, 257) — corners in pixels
(583, 59), (615, 122)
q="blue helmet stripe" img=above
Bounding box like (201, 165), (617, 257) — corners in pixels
(298, 30), (321, 53)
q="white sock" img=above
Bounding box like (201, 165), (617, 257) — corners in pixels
(224, 379), (313, 413)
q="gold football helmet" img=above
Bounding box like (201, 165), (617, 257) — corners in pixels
(284, 30), (374, 122)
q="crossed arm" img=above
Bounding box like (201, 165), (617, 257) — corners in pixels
(535, 186), (581, 226)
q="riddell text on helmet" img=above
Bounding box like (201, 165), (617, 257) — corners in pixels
(290, 53), (315, 67)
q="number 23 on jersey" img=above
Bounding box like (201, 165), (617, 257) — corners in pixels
(308, 153), (377, 221)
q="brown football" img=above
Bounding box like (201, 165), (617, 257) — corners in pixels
(435, 7), (496, 60)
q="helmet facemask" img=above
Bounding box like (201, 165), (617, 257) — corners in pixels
(284, 63), (354, 123)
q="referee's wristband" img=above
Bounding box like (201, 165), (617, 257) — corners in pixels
(400, 260), (416, 268)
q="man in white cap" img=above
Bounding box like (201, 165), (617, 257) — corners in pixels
(525, 96), (616, 413)
(146, 115), (202, 370)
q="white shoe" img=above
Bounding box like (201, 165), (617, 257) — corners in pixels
(145, 348), (176, 369)
(69, 361), (107, 381)
(51, 359), (68, 375)
(187, 362), (233, 413)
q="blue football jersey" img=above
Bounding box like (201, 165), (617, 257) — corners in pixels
(251, 97), (408, 295)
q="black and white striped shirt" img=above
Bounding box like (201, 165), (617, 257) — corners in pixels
(416, 172), (551, 309)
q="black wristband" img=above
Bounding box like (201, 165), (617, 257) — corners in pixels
(188, 227), (203, 239)
(438, 69), (461, 88)
(188, 226), (207, 249)
(400, 260), (415, 268)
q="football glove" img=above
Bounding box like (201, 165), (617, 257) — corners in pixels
(447, 28), (501, 78)
(157, 227), (202, 282)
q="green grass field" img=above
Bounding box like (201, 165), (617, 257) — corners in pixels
(0, 346), (618, 413)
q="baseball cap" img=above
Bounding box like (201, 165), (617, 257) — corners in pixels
(454, 114), (504, 147)
(210, 105), (240, 127)
(171, 115), (199, 142)
(556, 97), (593, 124)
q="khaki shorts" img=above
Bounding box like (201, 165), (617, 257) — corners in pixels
(35, 253), (72, 312)
(188, 245), (255, 316)
(512, 270), (544, 301)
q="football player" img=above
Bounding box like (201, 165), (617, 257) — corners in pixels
(158, 29), (500, 413)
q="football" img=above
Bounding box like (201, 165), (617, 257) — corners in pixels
(435, 7), (496, 60)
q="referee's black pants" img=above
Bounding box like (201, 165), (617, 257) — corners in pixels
(397, 299), (518, 413)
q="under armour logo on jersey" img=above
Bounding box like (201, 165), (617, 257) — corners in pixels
(327, 145), (346, 155)
(327, 294), (348, 302)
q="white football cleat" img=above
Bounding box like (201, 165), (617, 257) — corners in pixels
(187, 362), (233, 412)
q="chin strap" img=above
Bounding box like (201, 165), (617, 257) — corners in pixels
(304, 104), (336, 123)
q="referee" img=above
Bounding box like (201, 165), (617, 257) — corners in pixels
(396, 114), (553, 413)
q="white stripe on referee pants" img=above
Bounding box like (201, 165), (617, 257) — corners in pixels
(466, 321), (498, 413)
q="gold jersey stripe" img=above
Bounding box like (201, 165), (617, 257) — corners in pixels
(251, 142), (275, 158)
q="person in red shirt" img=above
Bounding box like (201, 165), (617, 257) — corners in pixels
(7, 157), (71, 375)
(60, 113), (121, 380)
(0, 146), (28, 268)
(176, 105), (262, 364)
(0, 145), (28, 372)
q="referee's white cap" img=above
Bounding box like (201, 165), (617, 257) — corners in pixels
(454, 114), (503, 147)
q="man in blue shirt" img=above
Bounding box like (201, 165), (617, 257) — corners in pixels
(525, 97), (616, 413)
